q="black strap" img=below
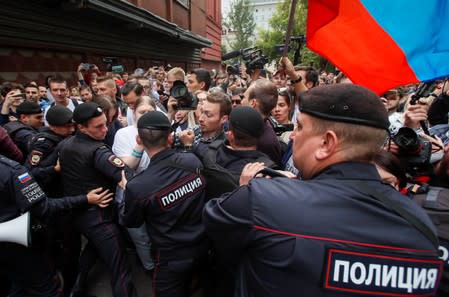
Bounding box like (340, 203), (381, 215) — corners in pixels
(345, 180), (439, 248)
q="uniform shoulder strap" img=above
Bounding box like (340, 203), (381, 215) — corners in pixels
(345, 180), (439, 249)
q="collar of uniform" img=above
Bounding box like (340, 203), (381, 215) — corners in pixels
(313, 162), (381, 182)
(74, 130), (104, 143)
(149, 148), (176, 165)
(222, 139), (265, 159)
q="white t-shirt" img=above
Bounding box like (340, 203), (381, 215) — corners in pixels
(112, 126), (150, 174)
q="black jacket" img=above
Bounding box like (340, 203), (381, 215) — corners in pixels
(204, 162), (442, 297)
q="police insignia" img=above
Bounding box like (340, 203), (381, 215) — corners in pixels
(108, 155), (124, 168)
(324, 249), (443, 296)
(29, 150), (43, 166)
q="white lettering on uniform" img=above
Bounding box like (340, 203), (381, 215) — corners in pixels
(365, 264), (381, 286)
(397, 267), (413, 293)
(349, 262), (366, 285)
(382, 265), (397, 288)
(160, 176), (203, 207)
(425, 269), (438, 289)
(333, 260), (349, 283)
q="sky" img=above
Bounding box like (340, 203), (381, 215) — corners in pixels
(222, 0), (231, 17)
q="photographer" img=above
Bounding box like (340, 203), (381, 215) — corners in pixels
(76, 63), (101, 88)
(1, 85), (25, 125)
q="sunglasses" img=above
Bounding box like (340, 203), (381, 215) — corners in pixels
(232, 99), (241, 104)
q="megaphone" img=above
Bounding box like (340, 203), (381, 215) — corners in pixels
(0, 212), (30, 247)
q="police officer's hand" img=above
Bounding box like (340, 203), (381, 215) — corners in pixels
(86, 187), (114, 208)
(240, 162), (265, 186)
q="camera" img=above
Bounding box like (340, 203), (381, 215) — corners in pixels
(268, 116), (294, 136)
(242, 47), (269, 71)
(392, 127), (432, 176)
(226, 64), (240, 76)
(170, 80), (197, 110)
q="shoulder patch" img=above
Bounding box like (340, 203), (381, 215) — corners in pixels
(29, 150), (43, 166)
(324, 248), (443, 296)
(108, 155), (124, 168)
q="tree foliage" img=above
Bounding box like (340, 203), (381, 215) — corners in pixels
(255, 0), (321, 67)
(223, 0), (256, 51)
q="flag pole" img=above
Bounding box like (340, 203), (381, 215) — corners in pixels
(283, 0), (298, 57)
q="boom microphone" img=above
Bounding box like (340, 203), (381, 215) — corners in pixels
(222, 50), (242, 61)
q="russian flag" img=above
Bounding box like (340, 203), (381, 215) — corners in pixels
(18, 172), (32, 184)
(307, 0), (449, 94)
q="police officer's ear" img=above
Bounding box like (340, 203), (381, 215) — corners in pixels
(315, 130), (339, 160)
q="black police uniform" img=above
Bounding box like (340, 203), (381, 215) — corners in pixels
(3, 121), (38, 157)
(123, 148), (209, 297)
(59, 131), (136, 297)
(25, 127), (63, 195)
(0, 155), (91, 297)
(204, 162), (443, 297)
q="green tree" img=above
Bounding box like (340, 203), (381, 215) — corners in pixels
(256, 0), (321, 67)
(223, 0), (255, 51)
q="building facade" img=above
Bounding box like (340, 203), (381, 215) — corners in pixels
(0, 0), (221, 85)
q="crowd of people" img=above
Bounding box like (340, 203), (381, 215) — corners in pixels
(0, 55), (448, 297)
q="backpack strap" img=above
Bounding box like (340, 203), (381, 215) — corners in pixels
(344, 180), (439, 249)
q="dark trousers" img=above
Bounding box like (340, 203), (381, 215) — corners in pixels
(73, 207), (136, 297)
(0, 243), (62, 297)
(153, 245), (209, 297)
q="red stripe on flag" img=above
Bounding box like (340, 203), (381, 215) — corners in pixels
(307, 0), (418, 94)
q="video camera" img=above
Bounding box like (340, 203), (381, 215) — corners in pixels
(170, 80), (198, 110)
(274, 35), (306, 65)
(392, 127), (432, 177)
(268, 116), (294, 136)
(102, 57), (124, 74)
(222, 46), (269, 72)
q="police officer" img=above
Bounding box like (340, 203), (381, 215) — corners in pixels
(3, 101), (43, 157)
(26, 105), (74, 196)
(203, 84), (443, 296)
(122, 111), (209, 297)
(0, 155), (112, 297)
(59, 102), (136, 297)
(25, 105), (77, 294)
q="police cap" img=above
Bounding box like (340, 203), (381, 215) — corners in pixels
(229, 106), (264, 138)
(16, 101), (41, 115)
(73, 102), (103, 124)
(137, 111), (171, 130)
(46, 105), (73, 126)
(299, 84), (389, 130)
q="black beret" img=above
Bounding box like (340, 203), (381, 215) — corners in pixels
(46, 105), (73, 126)
(137, 111), (171, 130)
(16, 101), (41, 115)
(299, 84), (389, 130)
(229, 106), (264, 138)
(73, 102), (103, 124)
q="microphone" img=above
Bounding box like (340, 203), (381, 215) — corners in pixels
(222, 50), (242, 61)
